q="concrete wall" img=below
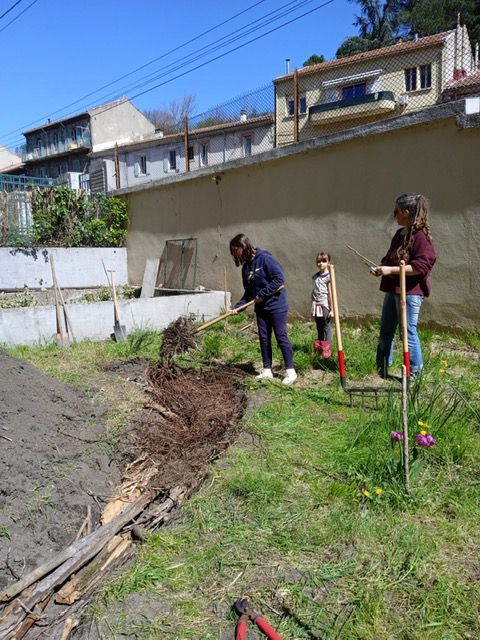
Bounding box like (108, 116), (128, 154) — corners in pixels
(91, 101), (155, 150)
(121, 103), (480, 331)
(0, 248), (127, 289)
(0, 291), (228, 346)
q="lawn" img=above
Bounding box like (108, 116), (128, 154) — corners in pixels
(7, 317), (480, 639)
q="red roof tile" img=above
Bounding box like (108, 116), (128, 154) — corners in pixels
(275, 31), (454, 82)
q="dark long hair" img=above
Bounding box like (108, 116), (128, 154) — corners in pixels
(229, 233), (256, 266)
(395, 193), (432, 262)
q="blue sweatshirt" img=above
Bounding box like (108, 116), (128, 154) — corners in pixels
(234, 249), (288, 313)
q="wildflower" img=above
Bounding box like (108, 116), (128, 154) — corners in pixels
(417, 420), (429, 428)
(362, 490), (370, 497)
(439, 368), (446, 374)
(391, 431), (404, 442)
(441, 360), (448, 367)
(416, 433), (437, 447)
(420, 430), (428, 436)
(375, 488), (384, 495)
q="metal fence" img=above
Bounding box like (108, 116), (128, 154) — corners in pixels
(0, 190), (33, 245)
(124, 84), (275, 188)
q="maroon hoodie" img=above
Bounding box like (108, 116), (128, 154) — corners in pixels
(379, 228), (436, 297)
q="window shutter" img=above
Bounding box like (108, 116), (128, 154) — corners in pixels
(134, 160), (140, 177)
(163, 151), (169, 173)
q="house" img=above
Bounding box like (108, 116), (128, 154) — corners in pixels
(0, 145), (22, 172)
(88, 113), (274, 192)
(274, 25), (476, 145)
(21, 98), (155, 189)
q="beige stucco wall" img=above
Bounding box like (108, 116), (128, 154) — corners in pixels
(124, 114), (480, 331)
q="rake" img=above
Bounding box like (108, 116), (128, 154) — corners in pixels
(328, 262), (410, 408)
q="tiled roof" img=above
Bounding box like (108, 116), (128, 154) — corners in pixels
(444, 70), (480, 90)
(275, 31), (454, 82)
(89, 114), (274, 155)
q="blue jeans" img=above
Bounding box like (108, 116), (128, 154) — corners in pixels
(376, 292), (424, 376)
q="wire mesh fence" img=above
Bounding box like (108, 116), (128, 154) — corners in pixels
(121, 84), (275, 188)
(274, 28), (477, 146)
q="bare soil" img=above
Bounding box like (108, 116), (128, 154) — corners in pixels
(0, 351), (121, 592)
(0, 350), (248, 638)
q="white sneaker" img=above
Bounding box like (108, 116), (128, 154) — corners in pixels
(255, 368), (273, 380)
(282, 369), (298, 385)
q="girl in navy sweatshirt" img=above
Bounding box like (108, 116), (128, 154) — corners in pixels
(371, 193), (436, 378)
(229, 233), (297, 385)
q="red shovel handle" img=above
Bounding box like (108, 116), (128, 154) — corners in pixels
(255, 615), (283, 640)
(235, 616), (248, 640)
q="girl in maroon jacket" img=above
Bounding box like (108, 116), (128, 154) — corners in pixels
(371, 193), (436, 378)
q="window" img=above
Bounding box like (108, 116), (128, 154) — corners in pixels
(188, 146), (194, 161)
(405, 67), (417, 92)
(52, 133), (58, 149)
(243, 136), (252, 157)
(341, 83), (367, 100)
(200, 143), (208, 167)
(420, 64), (432, 89)
(139, 155), (147, 175)
(287, 95), (307, 116)
(169, 149), (177, 171)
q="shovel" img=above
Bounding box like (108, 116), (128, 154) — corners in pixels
(105, 268), (127, 341)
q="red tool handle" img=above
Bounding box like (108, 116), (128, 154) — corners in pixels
(255, 615), (283, 640)
(235, 616), (248, 640)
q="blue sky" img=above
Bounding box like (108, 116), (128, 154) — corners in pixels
(0, 0), (359, 151)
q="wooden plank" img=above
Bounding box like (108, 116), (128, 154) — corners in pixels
(140, 258), (160, 298)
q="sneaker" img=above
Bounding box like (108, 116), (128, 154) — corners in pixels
(282, 369), (298, 385)
(255, 368), (273, 380)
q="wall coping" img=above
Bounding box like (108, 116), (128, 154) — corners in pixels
(112, 100), (466, 197)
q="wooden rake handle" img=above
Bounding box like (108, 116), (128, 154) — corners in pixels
(194, 285), (285, 333)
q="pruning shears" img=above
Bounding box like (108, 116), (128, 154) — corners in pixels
(234, 598), (283, 640)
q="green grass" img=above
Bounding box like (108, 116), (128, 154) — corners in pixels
(7, 321), (480, 639)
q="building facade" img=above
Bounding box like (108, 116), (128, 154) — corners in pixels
(21, 98), (155, 186)
(274, 26), (475, 145)
(89, 115), (274, 192)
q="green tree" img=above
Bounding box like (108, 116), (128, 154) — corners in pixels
(398, 0), (480, 45)
(336, 0), (402, 58)
(303, 53), (326, 66)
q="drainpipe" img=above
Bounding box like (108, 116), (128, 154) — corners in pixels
(114, 143), (120, 190)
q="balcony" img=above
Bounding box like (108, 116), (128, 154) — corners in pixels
(309, 91), (396, 125)
(22, 133), (92, 162)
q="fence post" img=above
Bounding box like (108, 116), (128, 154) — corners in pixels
(294, 68), (299, 143)
(184, 116), (190, 173)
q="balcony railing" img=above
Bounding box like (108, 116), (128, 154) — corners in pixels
(0, 174), (55, 191)
(22, 134), (92, 162)
(309, 91), (396, 124)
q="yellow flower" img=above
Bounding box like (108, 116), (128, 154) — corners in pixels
(441, 360), (448, 367)
(362, 490), (370, 497)
(439, 368), (446, 374)
(418, 420), (429, 428)
(420, 430), (428, 436)
(375, 488), (384, 495)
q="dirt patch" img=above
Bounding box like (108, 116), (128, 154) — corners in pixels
(0, 351), (121, 592)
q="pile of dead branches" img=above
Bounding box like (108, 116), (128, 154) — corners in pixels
(159, 316), (197, 361)
(139, 363), (246, 488)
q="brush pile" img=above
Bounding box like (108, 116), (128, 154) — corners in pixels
(159, 316), (197, 361)
(139, 363), (245, 488)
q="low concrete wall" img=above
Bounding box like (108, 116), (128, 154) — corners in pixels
(0, 247), (127, 290)
(0, 291), (228, 346)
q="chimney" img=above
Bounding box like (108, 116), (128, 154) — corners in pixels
(240, 110), (247, 122)
(285, 58), (291, 74)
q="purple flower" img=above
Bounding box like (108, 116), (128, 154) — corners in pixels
(416, 433), (437, 447)
(416, 434), (429, 447)
(391, 431), (404, 442)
